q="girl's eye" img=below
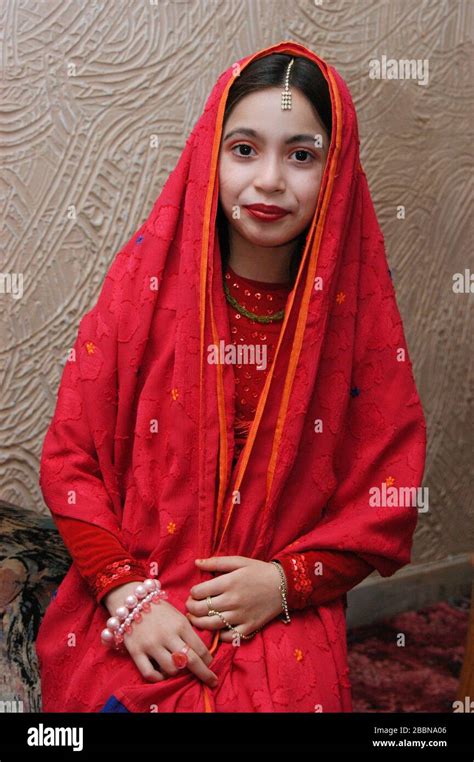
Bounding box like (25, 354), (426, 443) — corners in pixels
(291, 149), (314, 163)
(230, 144), (316, 163)
(231, 143), (255, 157)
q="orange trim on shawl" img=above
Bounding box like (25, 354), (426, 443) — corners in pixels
(208, 44), (342, 555)
(201, 42), (342, 666)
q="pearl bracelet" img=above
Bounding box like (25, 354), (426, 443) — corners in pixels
(101, 578), (168, 649)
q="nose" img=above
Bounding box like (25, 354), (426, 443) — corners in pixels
(253, 155), (286, 194)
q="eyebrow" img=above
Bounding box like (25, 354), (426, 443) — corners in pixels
(222, 127), (319, 145)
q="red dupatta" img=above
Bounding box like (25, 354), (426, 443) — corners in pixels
(36, 40), (426, 713)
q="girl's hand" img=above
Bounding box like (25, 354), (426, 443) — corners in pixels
(185, 556), (284, 642)
(103, 581), (218, 687)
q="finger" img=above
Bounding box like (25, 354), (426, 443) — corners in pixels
(162, 637), (218, 688)
(187, 610), (233, 631)
(186, 592), (230, 617)
(195, 556), (248, 574)
(182, 623), (216, 667)
(188, 574), (229, 602)
(133, 652), (166, 683)
(145, 644), (183, 680)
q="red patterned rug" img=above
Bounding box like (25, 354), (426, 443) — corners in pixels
(348, 596), (470, 712)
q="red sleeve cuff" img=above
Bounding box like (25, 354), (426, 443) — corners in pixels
(271, 550), (375, 610)
(272, 554), (313, 610)
(94, 559), (149, 604)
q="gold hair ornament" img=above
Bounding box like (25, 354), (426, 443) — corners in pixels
(281, 57), (295, 110)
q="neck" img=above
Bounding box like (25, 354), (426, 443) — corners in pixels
(225, 227), (301, 284)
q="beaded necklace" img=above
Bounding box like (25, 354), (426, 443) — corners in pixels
(223, 268), (289, 324)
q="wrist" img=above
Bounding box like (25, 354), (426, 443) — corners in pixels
(269, 560), (291, 623)
(101, 578), (167, 650)
(103, 580), (144, 616)
(272, 560), (287, 588)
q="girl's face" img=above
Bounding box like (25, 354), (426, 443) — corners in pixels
(218, 87), (330, 250)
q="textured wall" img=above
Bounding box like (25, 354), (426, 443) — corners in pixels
(1, 0), (472, 566)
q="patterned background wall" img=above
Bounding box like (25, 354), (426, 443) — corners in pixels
(1, 0), (472, 567)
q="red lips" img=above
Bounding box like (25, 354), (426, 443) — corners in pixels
(244, 203), (289, 214)
(243, 203), (290, 222)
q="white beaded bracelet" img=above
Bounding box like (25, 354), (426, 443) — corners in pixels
(101, 578), (168, 649)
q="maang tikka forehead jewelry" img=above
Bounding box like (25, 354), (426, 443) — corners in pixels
(281, 57), (295, 110)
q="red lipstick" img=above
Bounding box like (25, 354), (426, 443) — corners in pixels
(243, 203), (290, 222)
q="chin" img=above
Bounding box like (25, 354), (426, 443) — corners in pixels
(238, 226), (294, 248)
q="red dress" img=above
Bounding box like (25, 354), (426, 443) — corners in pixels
(52, 263), (373, 611)
(36, 40), (426, 714)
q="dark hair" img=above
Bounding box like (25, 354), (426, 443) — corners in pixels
(217, 53), (332, 284)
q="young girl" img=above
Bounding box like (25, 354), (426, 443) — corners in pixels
(35, 40), (426, 713)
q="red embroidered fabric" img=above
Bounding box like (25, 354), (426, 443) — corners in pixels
(225, 264), (375, 607)
(52, 264), (374, 611)
(225, 264), (292, 464)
